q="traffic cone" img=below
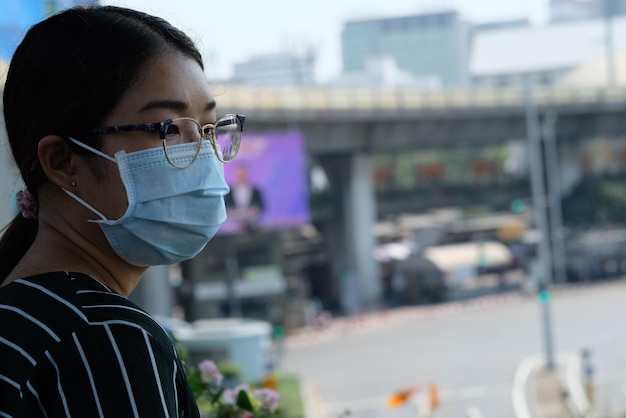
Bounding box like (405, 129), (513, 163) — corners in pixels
(387, 386), (419, 409)
(261, 362), (278, 390)
(428, 382), (440, 409)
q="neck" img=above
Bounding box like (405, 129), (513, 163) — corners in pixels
(5, 219), (147, 297)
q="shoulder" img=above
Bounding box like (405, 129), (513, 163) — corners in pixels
(0, 271), (173, 361)
(0, 272), (94, 336)
(0, 271), (136, 326)
(0, 272), (190, 416)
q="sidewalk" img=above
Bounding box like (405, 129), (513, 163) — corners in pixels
(515, 353), (595, 418)
(532, 366), (569, 417)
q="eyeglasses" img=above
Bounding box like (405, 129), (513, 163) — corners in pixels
(91, 114), (245, 168)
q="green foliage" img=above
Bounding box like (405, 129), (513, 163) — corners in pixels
(276, 374), (305, 418)
(174, 338), (303, 417)
(185, 365), (224, 403)
(181, 356), (284, 418)
(237, 390), (254, 412)
(217, 360), (242, 379)
(562, 175), (626, 229)
(196, 373), (304, 418)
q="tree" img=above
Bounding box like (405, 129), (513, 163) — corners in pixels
(561, 175), (626, 229)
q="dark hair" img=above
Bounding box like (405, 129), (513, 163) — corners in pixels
(0, 6), (203, 281)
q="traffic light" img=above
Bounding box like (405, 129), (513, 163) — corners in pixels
(538, 289), (551, 304)
(510, 199), (525, 214)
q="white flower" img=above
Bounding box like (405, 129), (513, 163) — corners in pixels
(254, 388), (280, 412)
(198, 360), (223, 386)
(222, 384), (250, 404)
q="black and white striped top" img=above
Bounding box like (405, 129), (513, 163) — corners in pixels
(0, 271), (200, 417)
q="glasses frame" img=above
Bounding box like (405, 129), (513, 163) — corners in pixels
(91, 113), (246, 168)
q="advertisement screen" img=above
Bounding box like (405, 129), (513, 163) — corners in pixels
(219, 131), (310, 234)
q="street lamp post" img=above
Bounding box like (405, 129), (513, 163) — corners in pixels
(603, 0), (617, 86)
(543, 111), (567, 285)
(525, 78), (556, 370)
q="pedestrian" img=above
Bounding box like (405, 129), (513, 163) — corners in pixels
(581, 348), (595, 406)
(0, 5), (244, 416)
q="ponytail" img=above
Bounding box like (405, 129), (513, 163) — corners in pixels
(0, 215), (38, 283)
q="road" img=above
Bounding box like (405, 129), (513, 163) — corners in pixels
(280, 279), (626, 417)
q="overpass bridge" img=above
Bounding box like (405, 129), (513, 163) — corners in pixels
(217, 85), (626, 153)
(213, 85), (626, 310)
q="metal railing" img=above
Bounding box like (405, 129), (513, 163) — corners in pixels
(214, 84), (626, 111)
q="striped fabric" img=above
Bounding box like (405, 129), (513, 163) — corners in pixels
(0, 271), (200, 417)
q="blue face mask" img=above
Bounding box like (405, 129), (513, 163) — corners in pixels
(64, 139), (229, 266)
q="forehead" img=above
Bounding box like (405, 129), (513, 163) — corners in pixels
(106, 52), (214, 122)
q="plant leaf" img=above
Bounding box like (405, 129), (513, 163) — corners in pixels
(209, 387), (224, 404)
(236, 389), (254, 412)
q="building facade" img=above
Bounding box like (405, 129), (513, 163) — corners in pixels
(231, 52), (316, 86)
(470, 16), (626, 88)
(340, 11), (470, 88)
(550, 0), (626, 23)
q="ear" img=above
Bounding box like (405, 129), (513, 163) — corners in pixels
(37, 135), (80, 189)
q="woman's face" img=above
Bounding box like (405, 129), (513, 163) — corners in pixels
(83, 52), (216, 220)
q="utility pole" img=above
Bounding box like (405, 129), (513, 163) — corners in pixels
(603, 0), (617, 86)
(225, 237), (242, 317)
(543, 111), (567, 285)
(525, 77), (555, 370)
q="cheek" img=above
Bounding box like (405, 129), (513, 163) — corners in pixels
(101, 135), (162, 155)
(85, 161), (129, 220)
(106, 177), (130, 219)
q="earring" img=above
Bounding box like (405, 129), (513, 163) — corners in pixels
(70, 180), (77, 187)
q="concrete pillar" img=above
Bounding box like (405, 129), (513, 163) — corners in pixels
(131, 265), (174, 317)
(318, 153), (381, 313)
(556, 139), (583, 196)
(344, 153), (381, 309)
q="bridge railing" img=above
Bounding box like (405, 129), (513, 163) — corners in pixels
(215, 85), (626, 111)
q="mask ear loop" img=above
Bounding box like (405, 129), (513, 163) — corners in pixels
(67, 137), (117, 163)
(63, 188), (109, 222)
(64, 137), (119, 223)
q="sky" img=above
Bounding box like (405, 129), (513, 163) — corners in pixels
(103, 0), (549, 82)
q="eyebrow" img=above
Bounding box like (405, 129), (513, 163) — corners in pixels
(139, 99), (217, 112)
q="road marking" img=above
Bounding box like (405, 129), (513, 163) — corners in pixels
(442, 383), (511, 401)
(560, 351), (593, 417)
(512, 355), (543, 418)
(305, 382), (330, 418)
(466, 406), (484, 418)
(324, 395), (389, 414)
(319, 383), (510, 416)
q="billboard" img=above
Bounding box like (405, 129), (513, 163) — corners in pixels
(219, 131), (310, 234)
(0, 0), (98, 61)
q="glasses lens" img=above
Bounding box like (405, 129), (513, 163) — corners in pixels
(163, 118), (202, 168)
(215, 115), (242, 162)
(164, 118), (202, 144)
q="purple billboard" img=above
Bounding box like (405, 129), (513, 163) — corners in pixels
(219, 131), (309, 234)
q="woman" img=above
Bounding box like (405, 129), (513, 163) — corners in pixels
(0, 6), (244, 416)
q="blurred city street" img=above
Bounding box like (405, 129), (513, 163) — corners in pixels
(282, 278), (626, 418)
(1, 2), (626, 417)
